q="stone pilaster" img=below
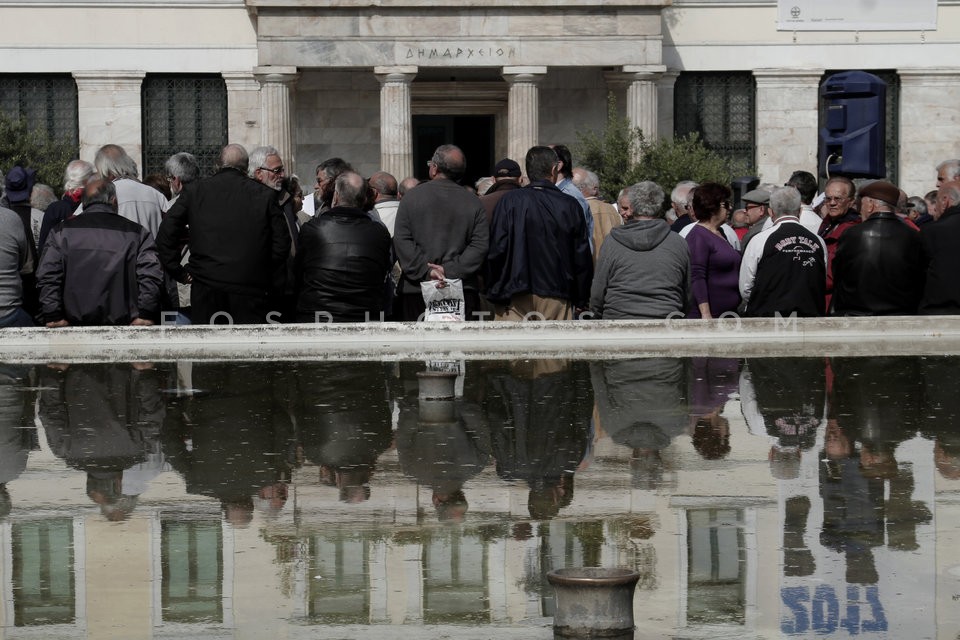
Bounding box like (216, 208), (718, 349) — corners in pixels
(222, 72), (262, 153)
(753, 69), (824, 184)
(657, 70), (679, 142)
(374, 66), (417, 181)
(72, 71), (146, 172)
(502, 66), (547, 166)
(897, 68), (960, 196)
(254, 66), (299, 172)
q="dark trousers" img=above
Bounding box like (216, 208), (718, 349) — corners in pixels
(191, 280), (271, 325)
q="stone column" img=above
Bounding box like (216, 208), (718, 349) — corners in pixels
(657, 70), (680, 141)
(222, 72), (262, 153)
(72, 71), (146, 171)
(374, 66), (417, 181)
(753, 69), (824, 185)
(898, 68), (960, 196)
(621, 65), (666, 142)
(254, 66), (299, 172)
(502, 66), (547, 165)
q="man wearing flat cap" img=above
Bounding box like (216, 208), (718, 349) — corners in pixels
(479, 158), (523, 225)
(831, 180), (924, 315)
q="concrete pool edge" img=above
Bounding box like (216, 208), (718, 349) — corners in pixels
(1, 316), (958, 361)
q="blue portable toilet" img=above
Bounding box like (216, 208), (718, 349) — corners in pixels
(819, 71), (886, 179)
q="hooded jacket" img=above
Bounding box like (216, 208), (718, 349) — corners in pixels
(589, 218), (690, 319)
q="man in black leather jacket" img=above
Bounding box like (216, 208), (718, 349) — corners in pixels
(831, 180), (924, 316)
(295, 171), (392, 322)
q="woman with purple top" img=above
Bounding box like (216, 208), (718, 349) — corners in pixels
(684, 183), (742, 318)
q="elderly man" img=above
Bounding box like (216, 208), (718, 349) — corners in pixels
(572, 167), (622, 262)
(486, 146), (593, 321)
(739, 186), (827, 317)
(368, 171), (400, 236)
(164, 152), (200, 203)
(393, 144), (488, 321)
(37, 179), (162, 327)
(398, 176), (419, 199)
(312, 157), (354, 217)
(156, 144), (290, 324)
(89, 144), (168, 238)
(479, 158), (523, 224)
(831, 180), (924, 316)
(590, 181), (689, 319)
(296, 172), (392, 322)
(919, 181), (960, 314)
(738, 188), (773, 249)
(39, 160), (95, 252)
(669, 180), (699, 231)
(785, 170), (823, 235)
(936, 159), (960, 188)
(817, 176), (860, 309)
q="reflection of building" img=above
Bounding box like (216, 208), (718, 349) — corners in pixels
(4, 3), (960, 193)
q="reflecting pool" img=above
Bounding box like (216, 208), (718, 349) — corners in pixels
(0, 356), (957, 639)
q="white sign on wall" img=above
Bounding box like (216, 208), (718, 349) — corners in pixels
(777, 0), (937, 31)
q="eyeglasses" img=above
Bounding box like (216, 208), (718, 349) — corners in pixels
(258, 166), (284, 176)
(823, 195), (849, 203)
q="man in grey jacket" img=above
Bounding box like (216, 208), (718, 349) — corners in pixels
(393, 144), (488, 320)
(590, 181), (690, 319)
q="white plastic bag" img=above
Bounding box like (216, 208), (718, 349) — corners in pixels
(420, 278), (465, 321)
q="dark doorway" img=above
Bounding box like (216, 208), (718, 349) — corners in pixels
(413, 115), (495, 188)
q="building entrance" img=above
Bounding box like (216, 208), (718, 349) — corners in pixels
(412, 115), (495, 188)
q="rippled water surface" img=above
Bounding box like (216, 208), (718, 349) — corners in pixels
(0, 356), (957, 639)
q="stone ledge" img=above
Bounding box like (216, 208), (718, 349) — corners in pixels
(1, 316), (958, 362)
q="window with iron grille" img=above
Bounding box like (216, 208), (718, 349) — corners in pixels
(674, 72), (756, 174)
(0, 74), (78, 149)
(818, 70), (899, 185)
(142, 74), (227, 178)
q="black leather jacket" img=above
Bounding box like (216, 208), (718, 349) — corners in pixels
(295, 206), (392, 322)
(831, 211), (924, 316)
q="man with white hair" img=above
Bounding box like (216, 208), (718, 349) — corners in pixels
(739, 185), (827, 317)
(669, 180), (698, 231)
(39, 159), (95, 252)
(936, 159), (960, 188)
(90, 144), (169, 238)
(572, 166), (622, 262)
(164, 152), (200, 203)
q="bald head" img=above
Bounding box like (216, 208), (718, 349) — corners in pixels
(398, 176), (419, 198)
(937, 180), (960, 220)
(333, 171), (367, 209)
(369, 171), (398, 201)
(220, 144), (249, 172)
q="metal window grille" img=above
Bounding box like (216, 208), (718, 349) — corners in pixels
(142, 74), (227, 178)
(819, 70), (899, 185)
(674, 72), (756, 174)
(0, 74), (79, 148)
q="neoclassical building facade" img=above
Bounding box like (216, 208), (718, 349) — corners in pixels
(2, 0), (958, 194)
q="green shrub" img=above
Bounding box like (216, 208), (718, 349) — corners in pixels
(575, 94), (743, 202)
(0, 111), (77, 191)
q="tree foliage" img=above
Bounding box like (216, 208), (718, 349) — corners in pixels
(0, 111), (77, 190)
(575, 94), (739, 203)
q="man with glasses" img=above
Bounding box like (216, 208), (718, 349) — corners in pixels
(164, 152), (199, 204)
(737, 188), (773, 251)
(157, 144), (290, 324)
(817, 176), (860, 310)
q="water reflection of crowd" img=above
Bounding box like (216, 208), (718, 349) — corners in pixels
(0, 356), (956, 538)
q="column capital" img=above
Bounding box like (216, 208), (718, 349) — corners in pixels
(72, 70), (146, 89)
(374, 66), (418, 85)
(502, 66), (548, 84)
(253, 66), (299, 86)
(222, 71), (260, 91)
(752, 68), (825, 86)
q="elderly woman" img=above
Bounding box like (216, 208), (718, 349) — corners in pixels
(685, 182), (742, 318)
(589, 181), (690, 319)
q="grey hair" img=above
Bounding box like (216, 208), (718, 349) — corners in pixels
(81, 179), (118, 209)
(94, 144), (139, 180)
(164, 152), (200, 184)
(937, 159), (960, 181)
(907, 196), (927, 216)
(671, 180), (698, 205)
(572, 168), (600, 193)
(769, 186), (802, 219)
(63, 159), (95, 191)
(621, 181), (666, 219)
(248, 146), (281, 178)
(334, 171), (366, 209)
(30, 184), (56, 211)
(475, 176), (495, 195)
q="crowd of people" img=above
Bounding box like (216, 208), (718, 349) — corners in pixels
(1, 141), (959, 328)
